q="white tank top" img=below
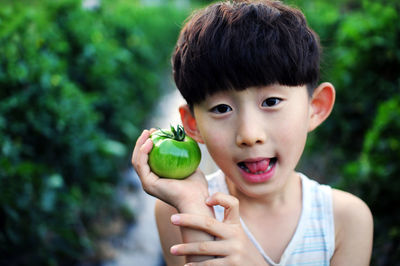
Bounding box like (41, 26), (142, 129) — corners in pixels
(206, 170), (335, 266)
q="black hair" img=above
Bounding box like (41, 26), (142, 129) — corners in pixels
(172, 0), (321, 106)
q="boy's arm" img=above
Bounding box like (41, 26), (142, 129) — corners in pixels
(155, 199), (215, 265)
(133, 129), (214, 264)
(167, 192), (269, 265)
(331, 189), (374, 266)
(155, 200), (185, 266)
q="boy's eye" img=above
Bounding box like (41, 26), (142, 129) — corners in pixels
(210, 104), (232, 114)
(262, 97), (281, 107)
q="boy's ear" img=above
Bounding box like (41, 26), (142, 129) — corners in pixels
(179, 104), (204, 144)
(308, 82), (336, 132)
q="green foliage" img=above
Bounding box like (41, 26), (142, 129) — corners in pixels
(324, 0), (399, 161)
(291, 0), (400, 264)
(300, 0), (400, 176)
(0, 0), (187, 264)
(340, 96), (400, 265)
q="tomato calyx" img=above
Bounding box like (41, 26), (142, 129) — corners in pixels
(158, 125), (186, 141)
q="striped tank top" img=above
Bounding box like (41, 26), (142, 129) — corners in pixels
(206, 170), (335, 266)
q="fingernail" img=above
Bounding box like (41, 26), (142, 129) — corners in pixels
(170, 245), (178, 255)
(171, 214), (180, 224)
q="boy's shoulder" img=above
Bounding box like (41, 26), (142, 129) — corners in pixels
(331, 188), (373, 226)
(330, 188), (373, 264)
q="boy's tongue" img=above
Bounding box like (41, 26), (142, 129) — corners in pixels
(244, 159), (269, 173)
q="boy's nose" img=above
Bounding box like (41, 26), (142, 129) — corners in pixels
(235, 115), (266, 147)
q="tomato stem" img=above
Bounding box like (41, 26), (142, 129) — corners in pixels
(157, 125), (186, 141)
(170, 125), (186, 141)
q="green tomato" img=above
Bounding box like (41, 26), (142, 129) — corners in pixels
(148, 125), (201, 179)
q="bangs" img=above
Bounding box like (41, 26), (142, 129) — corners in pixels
(173, 1), (320, 105)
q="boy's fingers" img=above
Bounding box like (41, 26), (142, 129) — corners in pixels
(171, 213), (226, 239)
(206, 193), (240, 223)
(132, 130), (153, 166)
(140, 138), (153, 153)
(131, 129), (158, 190)
(170, 240), (229, 257)
(132, 130), (150, 164)
(183, 258), (227, 266)
(134, 139), (153, 177)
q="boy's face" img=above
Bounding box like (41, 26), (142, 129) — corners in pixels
(187, 84), (319, 197)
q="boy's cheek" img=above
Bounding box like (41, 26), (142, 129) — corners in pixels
(203, 134), (229, 153)
(280, 123), (308, 149)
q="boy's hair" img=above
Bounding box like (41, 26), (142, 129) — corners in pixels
(172, 0), (321, 107)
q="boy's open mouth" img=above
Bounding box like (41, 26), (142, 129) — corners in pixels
(238, 158), (277, 175)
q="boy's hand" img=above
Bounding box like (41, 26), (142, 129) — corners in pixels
(133, 129), (215, 263)
(132, 129), (210, 214)
(169, 192), (268, 266)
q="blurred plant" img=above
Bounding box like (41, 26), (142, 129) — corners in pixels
(298, 0), (400, 180)
(340, 96), (400, 265)
(292, 0), (400, 264)
(324, 0), (399, 159)
(0, 0), (187, 264)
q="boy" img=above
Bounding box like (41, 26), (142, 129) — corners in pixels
(132, 0), (373, 265)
